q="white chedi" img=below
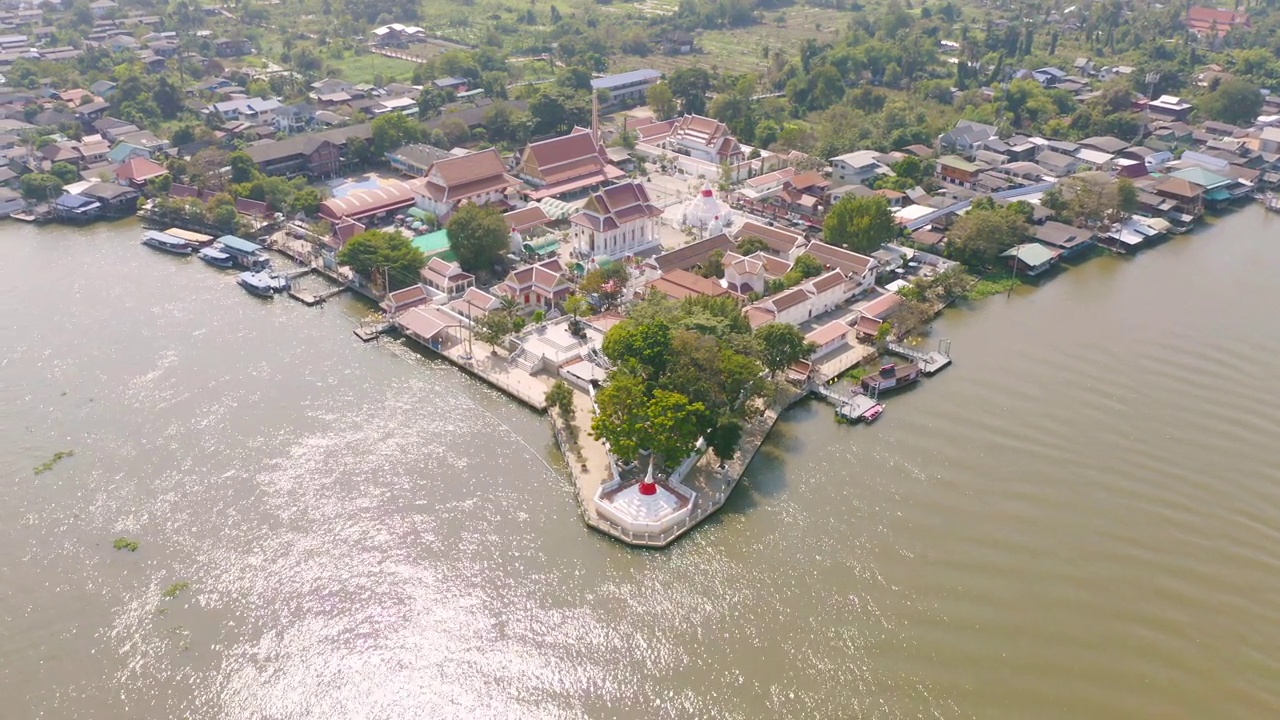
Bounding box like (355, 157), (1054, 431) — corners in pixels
(682, 182), (732, 232)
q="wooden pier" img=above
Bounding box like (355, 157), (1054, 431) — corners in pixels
(886, 339), (952, 375)
(288, 285), (349, 306)
(354, 322), (393, 342)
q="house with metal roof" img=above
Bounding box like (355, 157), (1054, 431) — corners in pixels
(1001, 243), (1058, 276)
(590, 69), (661, 106)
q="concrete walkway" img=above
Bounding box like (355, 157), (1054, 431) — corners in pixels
(439, 341), (554, 411)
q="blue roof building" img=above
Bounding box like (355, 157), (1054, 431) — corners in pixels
(589, 69), (662, 106)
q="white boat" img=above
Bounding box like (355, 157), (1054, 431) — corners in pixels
(198, 247), (234, 268)
(237, 271), (290, 297)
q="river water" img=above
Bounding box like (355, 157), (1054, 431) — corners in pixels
(2, 208), (1279, 719)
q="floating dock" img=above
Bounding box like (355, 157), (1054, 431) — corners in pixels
(812, 383), (883, 423)
(886, 340), (952, 375)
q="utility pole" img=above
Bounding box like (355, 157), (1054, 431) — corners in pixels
(1006, 246), (1019, 298)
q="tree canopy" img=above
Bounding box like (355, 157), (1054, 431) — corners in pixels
(370, 112), (425, 156)
(447, 204), (509, 274)
(1199, 80), (1263, 127)
(336, 229), (427, 291)
(944, 201), (1030, 270)
(591, 294), (771, 467)
(754, 323), (814, 377)
(823, 195), (897, 255)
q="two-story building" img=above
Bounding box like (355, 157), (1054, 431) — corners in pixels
(420, 256), (475, 298)
(589, 69), (661, 106)
(412, 148), (517, 220)
(802, 240), (879, 299)
(1152, 175), (1204, 229)
(936, 155), (982, 187)
(244, 123), (371, 178)
(273, 104), (317, 135)
(568, 181), (663, 260)
(829, 150), (892, 186)
(205, 97), (282, 125)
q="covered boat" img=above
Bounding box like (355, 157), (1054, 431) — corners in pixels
(198, 247), (234, 268)
(141, 230), (193, 255)
(237, 271), (290, 297)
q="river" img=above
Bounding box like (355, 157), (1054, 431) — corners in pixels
(2, 208), (1279, 719)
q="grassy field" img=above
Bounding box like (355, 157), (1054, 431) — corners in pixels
(324, 50), (423, 84)
(610, 7), (853, 76)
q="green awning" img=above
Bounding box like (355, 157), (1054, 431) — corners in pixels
(522, 237), (560, 255)
(1205, 188), (1231, 202)
(407, 207), (431, 221)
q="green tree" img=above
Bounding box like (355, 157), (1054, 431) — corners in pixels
(371, 112), (425, 156)
(643, 389), (706, 466)
(1199, 80), (1262, 127)
(697, 248), (726, 279)
(602, 318), (673, 379)
(289, 187), (323, 217)
(228, 151), (257, 184)
(706, 418), (743, 464)
(545, 379), (576, 421)
(563, 293), (592, 319)
(1116, 177), (1138, 216)
(170, 124), (198, 147)
(735, 235), (771, 255)
(483, 103), (530, 145)
(790, 253), (824, 280)
(591, 369), (705, 467)
(889, 155), (929, 184)
(945, 204), (1029, 270)
(580, 263), (629, 309)
(590, 368), (651, 461)
(447, 203), (509, 274)
(48, 162), (80, 185)
(475, 307), (514, 348)
(336, 229), (428, 290)
(666, 67), (711, 115)
(648, 81), (675, 120)
(823, 195), (896, 254)
(754, 323), (814, 377)
(20, 173), (62, 201)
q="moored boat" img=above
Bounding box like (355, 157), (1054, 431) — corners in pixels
(237, 271), (290, 297)
(141, 230), (193, 255)
(862, 404), (884, 422)
(198, 247), (234, 268)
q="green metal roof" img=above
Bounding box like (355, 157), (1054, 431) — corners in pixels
(1001, 243), (1056, 266)
(938, 154), (980, 173)
(1171, 166), (1231, 190)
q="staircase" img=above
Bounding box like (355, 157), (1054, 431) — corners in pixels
(511, 347), (539, 373)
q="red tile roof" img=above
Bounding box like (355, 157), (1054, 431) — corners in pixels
(114, 156), (168, 184)
(503, 204), (552, 233)
(647, 269), (728, 300)
(733, 220), (807, 254)
(570, 181), (662, 233)
(804, 241), (876, 278)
